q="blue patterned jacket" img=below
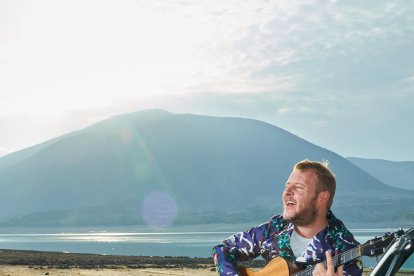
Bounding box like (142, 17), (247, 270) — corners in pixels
(212, 211), (363, 275)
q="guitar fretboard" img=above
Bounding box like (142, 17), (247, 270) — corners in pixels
(292, 246), (360, 276)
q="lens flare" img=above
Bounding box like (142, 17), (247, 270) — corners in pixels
(141, 191), (177, 229)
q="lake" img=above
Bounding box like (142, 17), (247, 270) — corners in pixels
(0, 226), (412, 270)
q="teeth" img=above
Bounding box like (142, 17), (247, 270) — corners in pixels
(286, 200), (296, 206)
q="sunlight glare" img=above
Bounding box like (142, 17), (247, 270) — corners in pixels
(141, 191), (177, 229)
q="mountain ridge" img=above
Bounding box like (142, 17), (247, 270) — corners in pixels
(347, 157), (414, 190)
(0, 109), (413, 228)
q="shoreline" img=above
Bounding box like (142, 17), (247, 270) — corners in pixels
(0, 249), (218, 275)
(0, 249), (411, 275)
(0, 266), (217, 276)
(0, 249), (216, 269)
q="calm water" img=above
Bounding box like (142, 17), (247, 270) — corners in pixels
(0, 226), (412, 270)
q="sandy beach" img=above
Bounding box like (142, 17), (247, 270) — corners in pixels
(0, 265), (216, 276)
(0, 249), (412, 275)
(0, 249), (217, 275)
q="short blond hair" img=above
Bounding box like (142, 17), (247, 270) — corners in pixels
(294, 159), (336, 210)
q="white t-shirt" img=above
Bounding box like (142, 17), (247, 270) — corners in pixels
(290, 229), (313, 262)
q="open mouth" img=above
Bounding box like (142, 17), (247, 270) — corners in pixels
(285, 200), (296, 207)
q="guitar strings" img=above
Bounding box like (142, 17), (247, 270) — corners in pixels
(292, 248), (360, 276)
(290, 235), (393, 276)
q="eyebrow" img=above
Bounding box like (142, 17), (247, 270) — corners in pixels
(285, 182), (304, 186)
(285, 182), (307, 189)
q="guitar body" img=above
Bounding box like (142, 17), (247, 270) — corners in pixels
(238, 257), (302, 276)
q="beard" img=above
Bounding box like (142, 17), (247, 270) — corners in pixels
(286, 195), (319, 226)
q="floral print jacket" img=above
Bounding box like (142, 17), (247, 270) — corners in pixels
(212, 211), (363, 275)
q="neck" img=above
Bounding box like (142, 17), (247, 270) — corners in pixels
(295, 212), (328, 239)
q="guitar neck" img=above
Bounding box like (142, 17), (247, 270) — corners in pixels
(293, 246), (361, 276)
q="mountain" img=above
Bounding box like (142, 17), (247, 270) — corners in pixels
(0, 109), (413, 228)
(347, 157), (414, 190)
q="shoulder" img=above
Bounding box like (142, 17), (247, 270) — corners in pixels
(327, 212), (354, 236)
(326, 211), (359, 249)
(268, 214), (290, 233)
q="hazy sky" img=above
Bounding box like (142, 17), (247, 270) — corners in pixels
(1, 0), (413, 161)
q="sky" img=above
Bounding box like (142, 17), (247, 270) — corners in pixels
(0, 0), (413, 161)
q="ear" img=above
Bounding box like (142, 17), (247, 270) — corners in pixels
(317, 191), (330, 207)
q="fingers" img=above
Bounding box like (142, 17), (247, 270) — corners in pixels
(313, 250), (344, 276)
(326, 251), (344, 275)
(312, 263), (326, 275)
(337, 264), (344, 275)
(325, 250), (334, 274)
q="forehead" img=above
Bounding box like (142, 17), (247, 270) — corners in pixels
(286, 169), (318, 187)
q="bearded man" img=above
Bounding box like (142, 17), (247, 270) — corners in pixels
(212, 160), (363, 276)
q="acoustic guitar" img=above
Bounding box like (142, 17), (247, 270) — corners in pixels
(238, 229), (404, 276)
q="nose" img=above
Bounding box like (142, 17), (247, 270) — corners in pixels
(284, 185), (294, 196)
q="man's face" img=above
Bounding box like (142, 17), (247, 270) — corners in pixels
(282, 169), (320, 226)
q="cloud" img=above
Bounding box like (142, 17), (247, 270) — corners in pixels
(0, 147), (10, 157)
(252, 1), (414, 93)
(405, 76), (414, 83)
(1, 0), (413, 160)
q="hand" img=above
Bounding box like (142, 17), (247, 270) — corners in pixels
(312, 250), (344, 276)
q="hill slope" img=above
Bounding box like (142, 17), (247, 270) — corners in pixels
(347, 157), (414, 190)
(0, 110), (413, 228)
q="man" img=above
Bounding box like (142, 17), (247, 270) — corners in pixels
(212, 160), (362, 276)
